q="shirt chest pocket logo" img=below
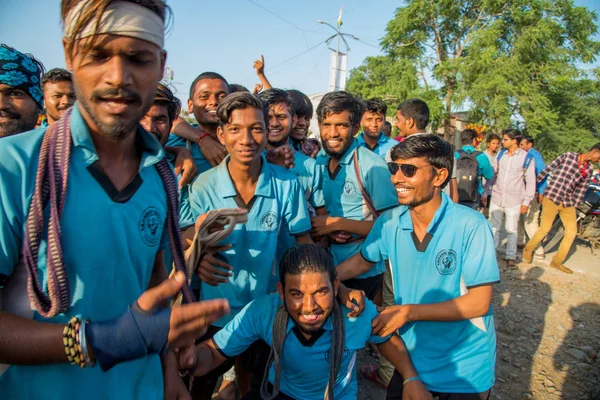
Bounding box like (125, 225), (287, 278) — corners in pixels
(342, 180), (358, 199)
(260, 211), (279, 233)
(435, 249), (457, 275)
(139, 206), (162, 246)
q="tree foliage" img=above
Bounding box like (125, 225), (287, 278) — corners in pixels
(346, 0), (600, 159)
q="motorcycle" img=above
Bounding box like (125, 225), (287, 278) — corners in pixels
(542, 182), (600, 253)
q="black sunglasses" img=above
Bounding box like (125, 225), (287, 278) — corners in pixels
(387, 162), (431, 177)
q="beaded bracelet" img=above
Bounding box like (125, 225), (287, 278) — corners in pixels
(63, 316), (86, 368)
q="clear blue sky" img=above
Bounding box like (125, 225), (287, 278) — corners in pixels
(1, 0), (598, 100)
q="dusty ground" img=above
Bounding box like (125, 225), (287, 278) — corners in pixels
(357, 241), (600, 400)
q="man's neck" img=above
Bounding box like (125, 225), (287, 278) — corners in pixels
(228, 158), (262, 186)
(409, 193), (442, 239)
(580, 152), (593, 163)
(197, 122), (218, 138)
(406, 130), (426, 137)
(363, 132), (381, 148)
(47, 114), (58, 125)
(507, 145), (518, 155)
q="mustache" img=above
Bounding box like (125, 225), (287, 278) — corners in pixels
(91, 87), (142, 105)
(56, 105), (71, 111)
(0, 109), (21, 120)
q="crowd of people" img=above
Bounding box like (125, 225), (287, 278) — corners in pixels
(1, 1), (599, 400)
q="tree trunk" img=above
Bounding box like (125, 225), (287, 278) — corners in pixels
(444, 83), (453, 143)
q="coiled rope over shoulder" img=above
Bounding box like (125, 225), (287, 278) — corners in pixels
(260, 301), (345, 400)
(21, 110), (194, 319)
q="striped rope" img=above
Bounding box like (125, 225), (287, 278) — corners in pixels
(21, 110), (195, 319)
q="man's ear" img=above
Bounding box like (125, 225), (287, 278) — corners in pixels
(433, 168), (450, 188)
(352, 124), (361, 136)
(291, 114), (298, 129)
(276, 282), (284, 301)
(333, 279), (340, 297)
(187, 99), (194, 114)
(406, 117), (415, 130)
(217, 126), (226, 146)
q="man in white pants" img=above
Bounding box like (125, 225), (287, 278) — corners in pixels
(489, 129), (536, 268)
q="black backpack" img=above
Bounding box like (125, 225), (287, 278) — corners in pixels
(456, 149), (482, 202)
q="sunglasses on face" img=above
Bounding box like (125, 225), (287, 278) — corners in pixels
(387, 162), (431, 177)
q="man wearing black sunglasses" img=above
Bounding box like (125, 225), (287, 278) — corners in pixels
(337, 135), (499, 400)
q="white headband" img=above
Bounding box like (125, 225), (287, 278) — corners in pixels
(64, 0), (164, 48)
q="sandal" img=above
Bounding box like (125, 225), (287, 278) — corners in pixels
(505, 259), (518, 269)
(360, 364), (388, 390)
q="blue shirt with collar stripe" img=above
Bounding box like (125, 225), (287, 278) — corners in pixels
(361, 192), (499, 393)
(213, 293), (389, 400)
(0, 104), (168, 399)
(188, 156), (311, 326)
(356, 132), (397, 159)
(316, 139), (398, 278)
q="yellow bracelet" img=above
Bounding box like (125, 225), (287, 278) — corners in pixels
(63, 316), (86, 368)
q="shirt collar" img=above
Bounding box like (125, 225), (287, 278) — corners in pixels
(215, 155), (273, 198)
(461, 145), (476, 152)
(316, 139), (359, 166)
(397, 192), (451, 234)
(70, 103), (165, 169)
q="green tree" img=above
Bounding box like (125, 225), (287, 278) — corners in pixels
(347, 0), (600, 156)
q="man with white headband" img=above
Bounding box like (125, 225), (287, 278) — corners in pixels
(0, 1), (229, 399)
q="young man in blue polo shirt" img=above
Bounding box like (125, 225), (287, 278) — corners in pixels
(188, 91), (314, 398)
(455, 128), (494, 210)
(311, 91), (399, 301)
(169, 71), (231, 173)
(337, 135), (499, 399)
(183, 244), (431, 400)
(357, 98), (396, 159)
(0, 4), (229, 399)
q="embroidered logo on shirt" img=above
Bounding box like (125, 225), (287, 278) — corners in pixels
(139, 206), (162, 246)
(435, 249), (457, 275)
(342, 180), (358, 198)
(260, 211), (278, 233)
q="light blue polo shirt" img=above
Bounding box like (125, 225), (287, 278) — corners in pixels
(166, 132), (212, 176)
(165, 152), (194, 229)
(0, 105), (168, 399)
(275, 148), (325, 265)
(357, 131), (397, 159)
(213, 293), (389, 399)
(361, 193), (499, 393)
(317, 139), (398, 279)
(188, 156), (311, 326)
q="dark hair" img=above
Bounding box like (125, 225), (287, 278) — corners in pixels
(502, 128), (522, 144)
(521, 135), (534, 146)
(189, 71), (229, 100)
(41, 68), (72, 88)
(384, 121), (392, 129)
(287, 89), (313, 119)
(397, 99), (429, 130)
(461, 128), (479, 146)
(155, 83), (181, 123)
(61, 0), (171, 57)
(258, 88), (295, 116)
(216, 91), (268, 128)
(590, 142), (600, 152)
(364, 98), (387, 116)
(486, 133), (501, 144)
(390, 135), (454, 189)
(229, 84), (249, 93)
(316, 91), (365, 126)
(279, 244), (336, 288)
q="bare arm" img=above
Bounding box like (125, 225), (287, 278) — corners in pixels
(192, 339), (228, 377)
(253, 55), (272, 90)
(0, 313), (66, 365)
(295, 232), (314, 245)
(377, 335), (417, 381)
(372, 285), (493, 337)
(336, 252), (375, 281)
(311, 215), (375, 237)
(449, 178), (458, 203)
(171, 117), (205, 142)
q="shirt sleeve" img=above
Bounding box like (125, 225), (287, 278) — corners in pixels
(538, 154), (564, 183)
(212, 299), (265, 358)
(360, 215), (389, 264)
(364, 300), (391, 344)
(461, 216), (500, 288)
(573, 174), (592, 208)
(522, 158), (537, 206)
(477, 153), (495, 180)
(284, 177), (311, 235)
(188, 180), (209, 220)
(309, 162), (325, 209)
(363, 157), (399, 212)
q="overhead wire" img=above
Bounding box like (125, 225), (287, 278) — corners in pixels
(246, 0), (321, 34)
